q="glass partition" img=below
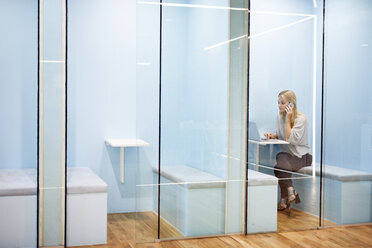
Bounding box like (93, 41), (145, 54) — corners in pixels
(322, 0), (372, 226)
(131, 0), (372, 245)
(159, 0), (231, 239)
(136, 0), (160, 243)
(248, 0), (325, 233)
(136, 0), (248, 242)
(0, 1), (38, 247)
(67, 0), (136, 247)
(6, 0), (372, 247)
(38, 0), (67, 246)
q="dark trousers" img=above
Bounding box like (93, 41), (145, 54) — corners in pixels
(274, 152), (312, 198)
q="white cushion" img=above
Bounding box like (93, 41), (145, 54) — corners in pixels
(153, 165), (278, 188)
(67, 167), (108, 194)
(153, 165), (225, 189)
(247, 169), (278, 186)
(0, 167), (107, 196)
(298, 164), (372, 182)
(0, 169), (37, 196)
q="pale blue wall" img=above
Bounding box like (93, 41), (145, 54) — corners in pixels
(67, 0), (138, 213)
(324, 0), (372, 173)
(160, 0), (229, 178)
(184, 0), (229, 178)
(0, 0), (38, 170)
(136, 0), (229, 216)
(249, 0), (323, 166)
(160, 0), (189, 169)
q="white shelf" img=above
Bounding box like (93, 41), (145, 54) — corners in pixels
(248, 139), (289, 171)
(248, 139), (289, 145)
(105, 139), (149, 183)
(105, 139), (150, 148)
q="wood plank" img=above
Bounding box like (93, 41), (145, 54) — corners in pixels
(71, 212), (372, 248)
(232, 233), (301, 248)
(280, 227), (371, 248)
(277, 208), (335, 232)
(218, 236), (251, 248)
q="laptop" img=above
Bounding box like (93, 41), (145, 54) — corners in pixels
(248, 122), (263, 141)
(248, 122), (289, 144)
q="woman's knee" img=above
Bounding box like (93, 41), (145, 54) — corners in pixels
(276, 152), (290, 168)
(276, 152), (287, 161)
(274, 169), (282, 178)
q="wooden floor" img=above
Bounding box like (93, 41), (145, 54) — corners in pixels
(72, 212), (372, 248)
(277, 208), (334, 232)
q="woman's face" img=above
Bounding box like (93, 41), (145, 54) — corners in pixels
(278, 96), (289, 113)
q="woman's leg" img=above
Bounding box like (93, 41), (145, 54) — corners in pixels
(275, 153), (313, 205)
(274, 152), (294, 198)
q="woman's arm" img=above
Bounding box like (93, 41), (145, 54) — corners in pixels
(285, 118), (292, 141)
(288, 116), (307, 145)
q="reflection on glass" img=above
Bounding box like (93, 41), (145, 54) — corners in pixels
(248, 0), (323, 233)
(136, 0), (161, 243)
(0, 1), (38, 247)
(135, 184), (158, 243)
(323, 0), (372, 226)
(136, 0), (247, 241)
(159, 0), (230, 239)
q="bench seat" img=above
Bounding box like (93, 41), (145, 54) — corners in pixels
(295, 164), (372, 224)
(0, 169), (37, 196)
(246, 169), (278, 233)
(153, 165), (277, 235)
(66, 167), (108, 246)
(298, 164), (372, 182)
(0, 167), (108, 247)
(0, 169), (37, 248)
(67, 167), (108, 194)
(153, 165), (225, 236)
(0, 167), (108, 196)
(247, 169), (278, 186)
(152, 165), (226, 189)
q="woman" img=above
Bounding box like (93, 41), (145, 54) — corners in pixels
(264, 90), (312, 211)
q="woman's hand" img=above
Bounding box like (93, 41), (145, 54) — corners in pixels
(285, 104), (294, 140)
(264, 133), (277, 139)
(285, 104), (293, 121)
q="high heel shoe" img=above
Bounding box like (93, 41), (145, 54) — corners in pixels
(287, 189), (301, 205)
(277, 197), (288, 211)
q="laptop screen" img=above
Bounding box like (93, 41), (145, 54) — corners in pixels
(248, 122), (261, 141)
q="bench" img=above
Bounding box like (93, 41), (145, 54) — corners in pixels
(295, 164), (372, 224)
(153, 165), (278, 235)
(0, 167), (108, 247)
(67, 167), (108, 246)
(152, 165), (226, 236)
(246, 169), (278, 233)
(0, 169), (37, 248)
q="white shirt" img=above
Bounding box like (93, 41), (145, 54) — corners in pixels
(276, 114), (311, 158)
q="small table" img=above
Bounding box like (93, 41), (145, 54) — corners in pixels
(248, 139), (289, 171)
(105, 139), (150, 183)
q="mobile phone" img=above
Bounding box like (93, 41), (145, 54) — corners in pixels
(289, 102), (294, 108)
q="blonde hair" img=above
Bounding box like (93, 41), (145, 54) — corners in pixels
(278, 90), (304, 128)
